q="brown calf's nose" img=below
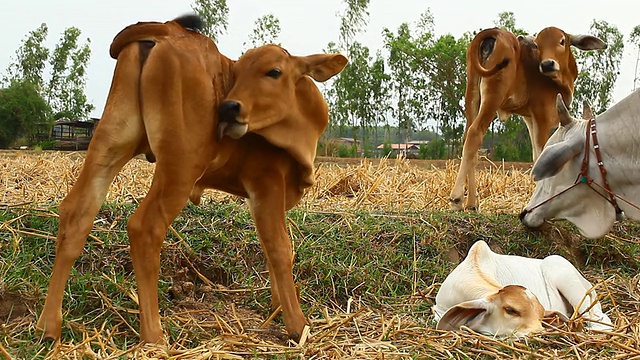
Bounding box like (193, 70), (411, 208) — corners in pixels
(539, 60), (557, 73)
(219, 100), (241, 120)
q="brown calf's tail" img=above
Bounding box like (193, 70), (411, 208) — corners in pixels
(109, 14), (203, 59)
(467, 28), (511, 77)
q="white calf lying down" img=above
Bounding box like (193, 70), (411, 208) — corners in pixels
(433, 240), (612, 336)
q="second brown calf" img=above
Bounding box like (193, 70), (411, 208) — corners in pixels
(450, 26), (606, 210)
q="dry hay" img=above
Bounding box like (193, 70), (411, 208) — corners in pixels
(1, 150), (639, 359)
(0, 151), (533, 213)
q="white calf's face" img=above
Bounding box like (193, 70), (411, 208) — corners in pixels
(437, 285), (547, 337)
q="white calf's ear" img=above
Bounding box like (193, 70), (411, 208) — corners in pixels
(436, 299), (489, 331)
(532, 135), (584, 181)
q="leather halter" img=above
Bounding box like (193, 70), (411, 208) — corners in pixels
(579, 117), (622, 215)
(522, 116), (624, 218)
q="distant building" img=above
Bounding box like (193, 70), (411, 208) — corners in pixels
(37, 117), (100, 150)
(376, 142), (421, 157)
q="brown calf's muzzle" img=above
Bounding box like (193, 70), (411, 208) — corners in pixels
(217, 100), (248, 140)
(539, 59), (559, 75)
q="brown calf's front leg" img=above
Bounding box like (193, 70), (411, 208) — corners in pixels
(127, 158), (207, 344)
(245, 172), (307, 342)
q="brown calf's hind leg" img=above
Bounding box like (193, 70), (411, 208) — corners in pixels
(36, 144), (137, 341)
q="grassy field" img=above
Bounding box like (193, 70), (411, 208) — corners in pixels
(1, 151), (639, 359)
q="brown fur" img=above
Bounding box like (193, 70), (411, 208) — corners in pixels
(36, 16), (347, 344)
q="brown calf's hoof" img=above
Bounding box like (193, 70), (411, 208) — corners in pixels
(449, 198), (464, 211)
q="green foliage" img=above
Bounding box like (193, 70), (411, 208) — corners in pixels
(382, 11), (467, 157)
(3, 23), (93, 125)
(0, 80), (51, 148)
(46, 27), (94, 120)
(2, 202), (640, 357)
(494, 11), (527, 36)
(3, 23), (49, 89)
(336, 143), (356, 157)
(244, 13), (281, 50)
(191, 0), (229, 41)
(381, 141), (393, 157)
(490, 116), (533, 162)
(573, 20), (624, 114)
(37, 140), (57, 150)
(338, 0), (370, 46)
(419, 138), (446, 160)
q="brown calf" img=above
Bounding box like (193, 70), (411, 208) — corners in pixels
(449, 27), (605, 210)
(36, 15), (347, 344)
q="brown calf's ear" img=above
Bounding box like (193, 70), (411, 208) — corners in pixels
(569, 34), (607, 51)
(436, 300), (488, 331)
(542, 310), (570, 328)
(302, 53), (349, 82)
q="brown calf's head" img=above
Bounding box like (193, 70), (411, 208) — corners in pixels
(534, 27), (606, 101)
(217, 44), (348, 140)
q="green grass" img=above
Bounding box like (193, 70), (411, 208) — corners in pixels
(1, 202), (639, 358)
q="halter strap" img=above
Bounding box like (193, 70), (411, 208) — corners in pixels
(579, 117), (622, 215)
(522, 116), (626, 218)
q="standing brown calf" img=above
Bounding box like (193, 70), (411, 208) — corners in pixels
(449, 27), (605, 210)
(36, 14), (347, 344)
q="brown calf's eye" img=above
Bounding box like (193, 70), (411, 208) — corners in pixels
(266, 68), (282, 78)
(560, 38), (565, 46)
(505, 307), (520, 316)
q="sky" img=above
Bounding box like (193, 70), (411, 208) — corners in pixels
(1, 0), (638, 119)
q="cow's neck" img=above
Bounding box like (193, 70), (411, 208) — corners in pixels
(595, 89), (640, 162)
(588, 89), (640, 217)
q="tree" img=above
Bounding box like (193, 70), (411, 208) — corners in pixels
(383, 10), (467, 158)
(244, 14), (281, 50)
(337, 0), (370, 48)
(383, 22), (422, 146)
(3, 23), (49, 89)
(46, 27), (94, 120)
(631, 25), (640, 91)
(191, 0), (229, 42)
(322, 0), (371, 156)
(0, 80), (51, 148)
(4, 24), (94, 121)
(573, 20), (624, 114)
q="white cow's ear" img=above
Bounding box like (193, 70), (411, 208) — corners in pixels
(532, 135), (584, 181)
(300, 54), (348, 82)
(436, 299), (489, 331)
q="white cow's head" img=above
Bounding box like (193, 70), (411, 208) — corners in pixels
(436, 285), (567, 337)
(520, 94), (616, 238)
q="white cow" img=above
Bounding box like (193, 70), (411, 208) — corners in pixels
(433, 240), (612, 336)
(520, 91), (640, 238)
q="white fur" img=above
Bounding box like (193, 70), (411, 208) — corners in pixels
(434, 240), (612, 333)
(522, 89), (640, 238)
